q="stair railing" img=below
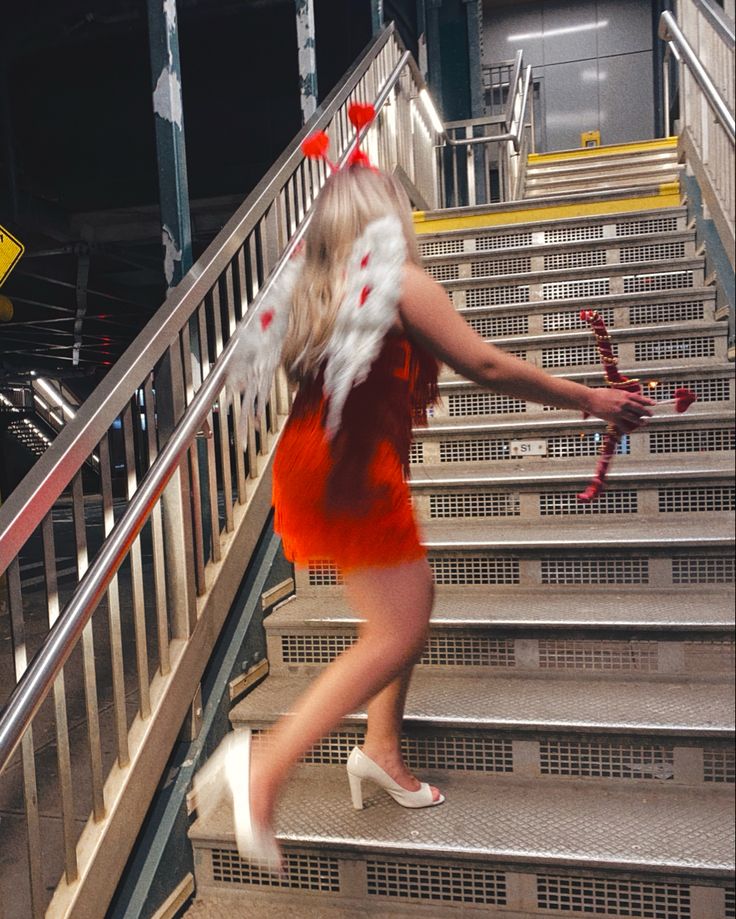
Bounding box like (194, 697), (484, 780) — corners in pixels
(659, 4), (735, 260)
(0, 23), (439, 918)
(439, 51), (534, 207)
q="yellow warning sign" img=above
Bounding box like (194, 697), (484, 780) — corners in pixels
(0, 224), (24, 287)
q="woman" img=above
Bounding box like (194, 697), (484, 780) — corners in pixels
(196, 164), (654, 870)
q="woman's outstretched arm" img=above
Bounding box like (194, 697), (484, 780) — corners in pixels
(399, 262), (654, 431)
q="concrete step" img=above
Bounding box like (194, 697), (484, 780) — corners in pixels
(416, 206), (688, 256)
(190, 768), (735, 917)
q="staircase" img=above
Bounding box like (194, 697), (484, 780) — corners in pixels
(187, 143), (735, 918)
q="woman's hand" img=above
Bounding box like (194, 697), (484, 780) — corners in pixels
(584, 387), (655, 431)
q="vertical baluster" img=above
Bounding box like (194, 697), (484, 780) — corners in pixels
(179, 324), (206, 591)
(98, 435), (129, 766)
(143, 377), (171, 673)
(230, 390), (250, 500)
(223, 259), (237, 340)
(235, 246), (249, 318)
(122, 404), (151, 718)
(198, 307), (221, 563)
(41, 514), (78, 882)
(249, 231), (262, 296)
(6, 558), (44, 918)
(70, 474), (106, 821)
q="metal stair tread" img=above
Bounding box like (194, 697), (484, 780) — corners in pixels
(268, 587), (735, 631)
(454, 287), (716, 316)
(421, 229), (695, 264)
(439, 258), (703, 290)
(417, 406), (733, 434)
(416, 206), (688, 243)
(189, 767), (735, 877)
(415, 186), (683, 225)
(417, 516), (733, 549)
(408, 460), (735, 488)
(229, 671), (734, 736)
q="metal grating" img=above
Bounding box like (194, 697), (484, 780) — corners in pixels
(623, 271), (694, 293)
(447, 391), (526, 416)
(430, 555), (520, 585)
(210, 849), (340, 891)
(683, 640), (735, 672)
(726, 887), (735, 919)
(537, 874), (690, 917)
(439, 438), (512, 462)
(419, 238), (464, 257)
(539, 740), (674, 780)
(548, 434), (630, 459)
(307, 559), (342, 586)
(402, 733), (514, 772)
(367, 859), (507, 905)
(544, 249), (608, 271)
(703, 748), (736, 784)
(282, 633), (354, 663)
(422, 633), (516, 666)
(409, 441), (424, 464)
(635, 337), (716, 362)
(538, 639), (658, 672)
(629, 301), (705, 325)
(542, 344), (617, 368)
(466, 313), (529, 338)
(616, 216), (679, 236)
(543, 278), (610, 300)
(649, 429), (735, 454)
(302, 730), (514, 772)
(476, 230), (533, 250)
(541, 557), (649, 585)
(544, 225), (604, 243)
(539, 490), (638, 515)
(672, 557), (735, 584)
(429, 490), (521, 517)
(658, 487), (735, 513)
(620, 242), (686, 263)
(651, 377), (730, 403)
(426, 262), (460, 281)
(471, 255), (532, 277)
(466, 285), (531, 307)
(544, 307), (614, 332)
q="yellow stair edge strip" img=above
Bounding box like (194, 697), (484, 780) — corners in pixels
(413, 183), (681, 235)
(527, 137), (678, 164)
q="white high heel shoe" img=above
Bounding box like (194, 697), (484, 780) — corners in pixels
(346, 747), (445, 810)
(192, 730), (282, 873)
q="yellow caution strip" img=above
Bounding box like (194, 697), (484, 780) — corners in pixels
(413, 183), (681, 235)
(527, 137), (678, 164)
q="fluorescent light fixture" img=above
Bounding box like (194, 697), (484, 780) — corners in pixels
(34, 377), (77, 419)
(419, 88), (444, 134)
(508, 20), (608, 42)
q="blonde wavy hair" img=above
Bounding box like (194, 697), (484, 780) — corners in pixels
(282, 167), (421, 382)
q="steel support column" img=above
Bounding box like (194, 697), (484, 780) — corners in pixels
(146, 0), (193, 290)
(371, 0), (385, 36)
(295, 0), (318, 123)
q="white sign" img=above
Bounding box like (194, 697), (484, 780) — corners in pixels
(509, 438), (547, 457)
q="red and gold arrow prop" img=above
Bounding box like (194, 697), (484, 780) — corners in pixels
(576, 309), (695, 503)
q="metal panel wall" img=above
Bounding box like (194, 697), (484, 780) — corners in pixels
(482, 0), (656, 150)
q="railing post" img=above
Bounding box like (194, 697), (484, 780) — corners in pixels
(295, 0), (318, 124)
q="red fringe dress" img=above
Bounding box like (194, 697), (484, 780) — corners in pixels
(272, 333), (439, 572)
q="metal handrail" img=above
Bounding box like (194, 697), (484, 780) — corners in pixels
(659, 9), (736, 142)
(0, 40), (413, 774)
(690, 0), (735, 48)
(0, 24), (404, 574)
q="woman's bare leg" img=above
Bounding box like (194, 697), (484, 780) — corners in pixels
(248, 557), (434, 828)
(363, 670), (442, 800)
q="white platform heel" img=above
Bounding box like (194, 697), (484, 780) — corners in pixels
(346, 747), (445, 810)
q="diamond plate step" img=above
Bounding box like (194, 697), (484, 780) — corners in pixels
(189, 769), (735, 915)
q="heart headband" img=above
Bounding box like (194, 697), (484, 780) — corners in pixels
(301, 102), (376, 172)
